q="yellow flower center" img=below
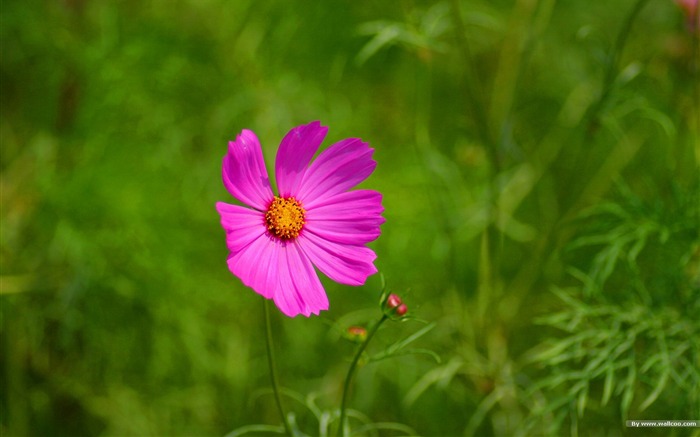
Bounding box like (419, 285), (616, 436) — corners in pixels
(265, 196), (306, 240)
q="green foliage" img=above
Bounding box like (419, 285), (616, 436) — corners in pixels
(520, 182), (700, 435)
(2, 0), (699, 436)
(526, 289), (699, 435)
(567, 181), (699, 301)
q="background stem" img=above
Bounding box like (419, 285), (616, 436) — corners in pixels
(338, 315), (388, 437)
(264, 298), (293, 436)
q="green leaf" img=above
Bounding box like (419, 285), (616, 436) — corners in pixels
(403, 358), (464, 407)
(639, 368), (669, 411)
(370, 347), (441, 364)
(351, 421), (417, 436)
(356, 25), (402, 65)
(621, 362), (637, 418)
(602, 364), (614, 406)
(370, 322), (437, 362)
(577, 384), (589, 418)
(225, 424), (286, 437)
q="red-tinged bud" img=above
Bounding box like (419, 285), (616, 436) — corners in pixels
(396, 303), (408, 317)
(382, 293), (409, 318)
(347, 326), (367, 341)
(387, 293), (402, 309)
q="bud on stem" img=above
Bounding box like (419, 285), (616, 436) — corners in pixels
(383, 293), (408, 318)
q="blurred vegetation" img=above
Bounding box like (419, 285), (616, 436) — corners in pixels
(1, 0), (699, 436)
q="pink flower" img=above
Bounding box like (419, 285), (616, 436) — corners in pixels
(216, 121), (384, 317)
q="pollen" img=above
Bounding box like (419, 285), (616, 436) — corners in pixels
(265, 196), (306, 240)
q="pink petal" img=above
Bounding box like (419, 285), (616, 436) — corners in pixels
(297, 231), (378, 286)
(216, 202), (266, 252)
(223, 129), (274, 210)
(273, 241), (329, 317)
(296, 138), (376, 209)
(275, 121), (328, 198)
(304, 190), (385, 245)
(227, 233), (279, 300)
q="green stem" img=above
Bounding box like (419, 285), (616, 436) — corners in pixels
(587, 0), (651, 129)
(450, 0), (503, 318)
(449, 0), (498, 170)
(338, 314), (388, 437)
(263, 298), (293, 436)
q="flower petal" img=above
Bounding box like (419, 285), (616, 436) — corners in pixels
(304, 190), (385, 245)
(216, 202), (266, 252)
(275, 121), (328, 198)
(216, 204), (277, 301)
(223, 129), (274, 210)
(296, 138), (376, 209)
(297, 231), (378, 286)
(226, 232), (279, 300)
(273, 241), (329, 317)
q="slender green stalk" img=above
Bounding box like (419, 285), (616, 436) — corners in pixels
(449, 0), (498, 171)
(586, 0), (651, 129)
(338, 315), (388, 437)
(263, 298), (293, 437)
(450, 0), (503, 329)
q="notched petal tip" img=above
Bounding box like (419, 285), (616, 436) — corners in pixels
(275, 121), (329, 198)
(276, 299), (329, 318)
(296, 138), (380, 208)
(298, 232), (379, 287)
(303, 189), (385, 245)
(222, 128), (273, 210)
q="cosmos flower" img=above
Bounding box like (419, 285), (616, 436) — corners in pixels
(216, 121), (384, 317)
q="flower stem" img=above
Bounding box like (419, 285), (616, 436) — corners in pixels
(338, 314), (388, 437)
(263, 298), (293, 437)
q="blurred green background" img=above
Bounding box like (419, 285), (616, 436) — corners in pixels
(2, 0), (699, 436)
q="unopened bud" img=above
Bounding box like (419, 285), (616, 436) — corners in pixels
(396, 303), (408, 317)
(383, 293), (409, 318)
(386, 293), (402, 309)
(347, 325), (367, 341)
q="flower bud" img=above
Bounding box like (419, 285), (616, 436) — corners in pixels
(386, 293), (402, 309)
(382, 293), (408, 318)
(395, 303), (408, 317)
(347, 325), (367, 341)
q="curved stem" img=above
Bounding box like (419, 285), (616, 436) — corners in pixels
(338, 314), (388, 437)
(263, 298), (293, 436)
